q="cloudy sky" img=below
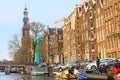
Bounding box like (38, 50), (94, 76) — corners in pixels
(0, 0), (80, 61)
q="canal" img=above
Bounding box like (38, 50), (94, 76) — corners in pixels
(0, 72), (59, 80)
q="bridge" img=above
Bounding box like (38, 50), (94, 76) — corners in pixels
(0, 62), (38, 74)
(0, 62), (38, 66)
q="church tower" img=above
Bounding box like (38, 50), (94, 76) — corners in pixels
(22, 6), (29, 36)
(22, 6), (30, 48)
(21, 6), (31, 62)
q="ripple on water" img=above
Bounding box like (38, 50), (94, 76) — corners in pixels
(0, 72), (59, 80)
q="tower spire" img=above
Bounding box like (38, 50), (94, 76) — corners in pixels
(23, 5), (29, 26)
(24, 4), (27, 11)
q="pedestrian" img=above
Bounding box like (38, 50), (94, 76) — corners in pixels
(96, 57), (100, 72)
(99, 64), (103, 75)
(99, 64), (107, 75)
(102, 64), (107, 75)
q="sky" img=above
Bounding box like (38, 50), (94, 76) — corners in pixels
(0, 0), (80, 61)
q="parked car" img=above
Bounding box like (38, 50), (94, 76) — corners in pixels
(66, 62), (76, 69)
(71, 61), (82, 69)
(67, 61), (80, 69)
(86, 58), (116, 71)
(79, 61), (92, 69)
(53, 63), (68, 72)
(116, 57), (120, 62)
(105, 57), (120, 68)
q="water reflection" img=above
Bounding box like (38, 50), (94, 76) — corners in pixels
(0, 72), (59, 80)
(22, 75), (32, 80)
(32, 76), (47, 80)
(21, 75), (59, 80)
(31, 76), (59, 80)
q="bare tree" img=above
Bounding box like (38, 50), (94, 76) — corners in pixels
(29, 22), (45, 38)
(8, 34), (21, 57)
(8, 34), (30, 63)
(29, 22), (45, 62)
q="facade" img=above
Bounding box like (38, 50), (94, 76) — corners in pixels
(42, 27), (63, 64)
(62, 20), (71, 63)
(48, 28), (57, 64)
(69, 11), (76, 62)
(75, 0), (120, 61)
(95, 0), (105, 59)
(75, 0), (103, 61)
(57, 28), (63, 64)
(104, 0), (120, 58)
(75, 2), (92, 61)
(88, 1), (97, 60)
(62, 10), (76, 63)
(76, 0), (105, 61)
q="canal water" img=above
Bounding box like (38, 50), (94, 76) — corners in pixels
(0, 72), (59, 80)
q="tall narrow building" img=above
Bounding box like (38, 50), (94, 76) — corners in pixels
(21, 7), (31, 62)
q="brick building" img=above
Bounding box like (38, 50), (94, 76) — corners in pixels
(75, 0), (120, 61)
(42, 27), (63, 64)
(62, 11), (76, 63)
(75, 1), (96, 61)
(104, 0), (120, 58)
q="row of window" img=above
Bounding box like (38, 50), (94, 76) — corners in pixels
(96, 15), (104, 28)
(84, 42), (89, 53)
(104, 6), (113, 18)
(103, 0), (111, 5)
(106, 36), (115, 50)
(98, 44), (106, 58)
(106, 35), (120, 50)
(105, 19), (114, 34)
(81, 21), (88, 31)
(118, 35), (120, 48)
(82, 30), (89, 41)
(107, 53), (116, 58)
(105, 16), (120, 35)
(97, 29), (105, 42)
(115, 16), (120, 32)
(115, 1), (120, 14)
(104, 1), (120, 18)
